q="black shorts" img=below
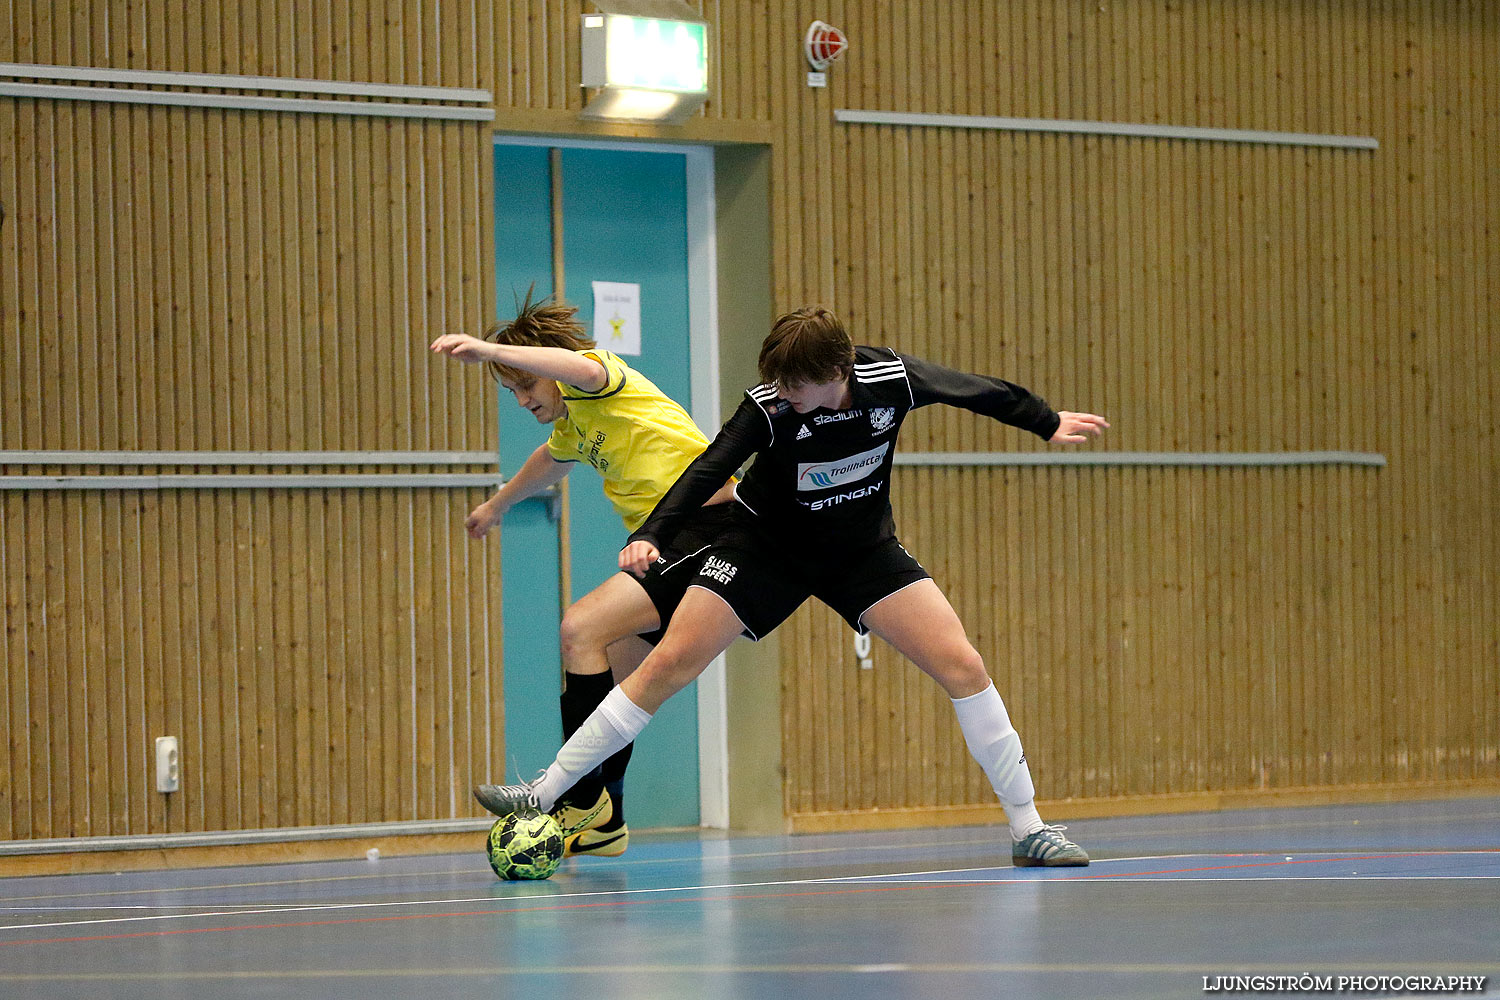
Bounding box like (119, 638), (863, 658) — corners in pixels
(686, 505), (930, 640)
(634, 502), (737, 645)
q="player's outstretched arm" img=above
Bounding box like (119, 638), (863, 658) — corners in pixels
(430, 334), (608, 391)
(466, 443), (570, 539)
(901, 353), (1109, 444)
(1049, 411), (1110, 444)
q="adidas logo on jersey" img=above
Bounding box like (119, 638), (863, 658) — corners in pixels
(796, 424), (812, 440)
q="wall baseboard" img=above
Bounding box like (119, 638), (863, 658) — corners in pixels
(0, 822), (492, 877)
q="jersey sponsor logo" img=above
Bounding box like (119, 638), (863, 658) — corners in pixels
(579, 430), (610, 471)
(803, 479), (884, 511)
(796, 424), (812, 440)
(699, 555), (738, 585)
(869, 407), (895, 433)
(797, 442), (890, 490)
(813, 410), (862, 425)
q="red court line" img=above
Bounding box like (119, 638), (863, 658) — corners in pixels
(0, 882), (986, 949)
(0, 851), (1472, 950)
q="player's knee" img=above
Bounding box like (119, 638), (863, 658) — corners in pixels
(559, 606), (601, 660)
(932, 645), (990, 697)
(639, 638), (707, 692)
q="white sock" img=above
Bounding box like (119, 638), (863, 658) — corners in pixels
(532, 687), (653, 811)
(951, 683), (1045, 840)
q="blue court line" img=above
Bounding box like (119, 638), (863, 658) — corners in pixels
(840, 850), (1500, 882)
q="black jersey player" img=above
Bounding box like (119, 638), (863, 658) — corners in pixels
(475, 306), (1108, 866)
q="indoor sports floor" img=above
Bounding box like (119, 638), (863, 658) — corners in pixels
(0, 797), (1495, 1000)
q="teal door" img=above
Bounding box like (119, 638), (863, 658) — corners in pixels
(494, 141), (701, 829)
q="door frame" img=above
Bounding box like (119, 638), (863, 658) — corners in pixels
(492, 134), (728, 829)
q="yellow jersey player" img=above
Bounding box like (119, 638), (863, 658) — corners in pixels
(431, 290), (734, 858)
(469, 306), (1109, 868)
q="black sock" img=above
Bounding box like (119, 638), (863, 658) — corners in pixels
(559, 671), (613, 737)
(596, 711), (634, 824)
(556, 672), (614, 807)
(597, 780), (625, 831)
(600, 740), (634, 791)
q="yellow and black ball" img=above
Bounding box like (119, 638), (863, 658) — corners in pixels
(485, 809), (565, 881)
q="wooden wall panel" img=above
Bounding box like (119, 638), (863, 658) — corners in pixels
(0, 487), (503, 839)
(3, 1), (1496, 842)
(749, 1), (1499, 821)
(486, 0), (1490, 823)
(487, 0), (1497, 818)
(0, 1), (500, 839)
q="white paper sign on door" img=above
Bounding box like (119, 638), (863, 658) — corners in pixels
(591, 281), (641, 356)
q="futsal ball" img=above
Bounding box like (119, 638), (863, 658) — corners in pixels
(486, 809), (565, 881)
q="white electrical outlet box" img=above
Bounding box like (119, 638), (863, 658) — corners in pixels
(155, 736), (180, 793)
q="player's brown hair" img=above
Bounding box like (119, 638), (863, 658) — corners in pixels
(483, 285), (595, 386)
(758, 306), (856, 388)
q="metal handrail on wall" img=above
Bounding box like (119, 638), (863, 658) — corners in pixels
(894, 451), (1387, 468)
(0, 61), (494, 120)
(0, 450), (565, 513)
(834, 108), (1379, 150)
(0, 450), (500, 490)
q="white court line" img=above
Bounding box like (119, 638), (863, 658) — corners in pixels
(0, 904), (280, 911)
(838, 876), (1500, 883)
(0, 841), (1143, 909)
(2, 851), (1491, 928)
(1079, 810), (1500, 841)
(5, 852), (1498, 935)
(0, 837), (1017, 905)
(6, 819), (1495, 905)
(0, 854), (1181, 916)
(0, 858), (1229, 933)
(0, 882), (897, 934)
(1, 959), (1495, 981)
(0, 868), (489, 905)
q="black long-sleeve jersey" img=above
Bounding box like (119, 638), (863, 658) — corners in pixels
(628, 347), (1062, 552)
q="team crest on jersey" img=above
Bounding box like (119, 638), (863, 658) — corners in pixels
(869, 407), (895, 433)
(796, 424), (812, 441)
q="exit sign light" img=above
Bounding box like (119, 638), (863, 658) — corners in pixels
(581, 13), (710, 124)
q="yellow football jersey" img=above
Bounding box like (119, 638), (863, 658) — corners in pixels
(545, 350), (713, 532)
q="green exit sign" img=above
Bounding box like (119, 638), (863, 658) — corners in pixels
(582, 14), (709, 95)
